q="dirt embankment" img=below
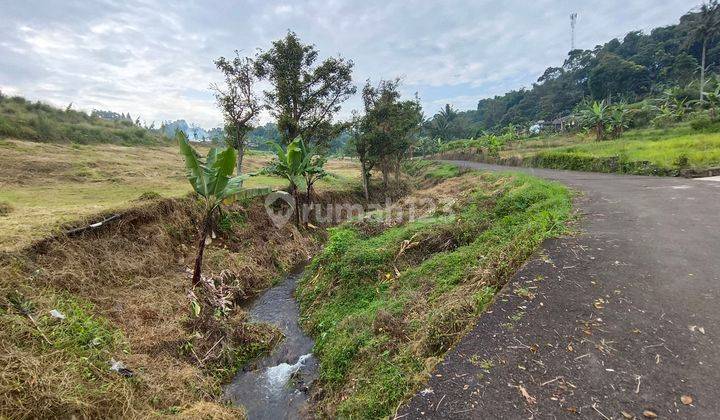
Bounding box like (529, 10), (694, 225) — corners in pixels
(0, 188), (362, 418)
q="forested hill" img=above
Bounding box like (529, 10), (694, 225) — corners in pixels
(430, 6), (718, 137)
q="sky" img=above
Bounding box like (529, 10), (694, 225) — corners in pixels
(0, 0), (697, 128)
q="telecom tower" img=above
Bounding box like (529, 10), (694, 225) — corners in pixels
(570, 13), (578, 51)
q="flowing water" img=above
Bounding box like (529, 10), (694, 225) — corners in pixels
(224, 268), (318, 420)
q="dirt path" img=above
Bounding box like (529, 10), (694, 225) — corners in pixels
(399, 162), (720, 419)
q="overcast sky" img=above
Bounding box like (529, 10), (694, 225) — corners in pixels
(0, 0), (696, 128)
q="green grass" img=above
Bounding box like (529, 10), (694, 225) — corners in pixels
(0, 94), (165, 145)
(296, 170), (572, 417)
(549, 129), (720, 170)
(442, 124), (720, 175)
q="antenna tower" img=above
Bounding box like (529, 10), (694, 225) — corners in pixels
(570, 13), (578, 51)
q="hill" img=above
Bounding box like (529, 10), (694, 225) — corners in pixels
(425, 5), (719, 137)
(0, 93), (166, 145)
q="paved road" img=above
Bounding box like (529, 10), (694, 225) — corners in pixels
(400, 162), (720, 419)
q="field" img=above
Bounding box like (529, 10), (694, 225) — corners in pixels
(0, 139), (360, 250)
(441, 125), (720, 175)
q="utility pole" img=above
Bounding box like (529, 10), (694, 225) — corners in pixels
(570, 13), (578, 51)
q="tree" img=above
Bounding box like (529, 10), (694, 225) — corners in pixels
(355, 79), (423, 196)
(255, 31), (356, 146)
(685, 0), (720, 103)
(588, 53), (650, 100)
(211, 52), (260, 176)
(177, 131), (270, 286)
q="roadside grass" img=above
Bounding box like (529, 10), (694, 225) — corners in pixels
(296, 166), (572, 417)
(441, 124), (720, 174)
(0, 139), (360, 250)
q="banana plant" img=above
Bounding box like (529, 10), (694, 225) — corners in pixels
(177, 131), (270, 286)
(264, 137), (326, 227)
(578, 101), (609, 140)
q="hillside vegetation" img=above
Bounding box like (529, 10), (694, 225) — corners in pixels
(422, 5), (719, 138)
(0, 94), (164, 145)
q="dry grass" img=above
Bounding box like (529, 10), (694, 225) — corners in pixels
(0, 181), (373, 418)
(0, 139), (360, 251)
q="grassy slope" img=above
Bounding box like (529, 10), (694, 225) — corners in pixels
(296, 163), (573, 417)
(0, 95), (163, 145)
(443, 125), (720, 175)
(0, 139), (360, 250)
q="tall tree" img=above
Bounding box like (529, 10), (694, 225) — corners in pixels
(356, 79), (423, 195)
(211, 52), (260, 175)
(255, 31), (356, 146)
(686, 0), (720, 103)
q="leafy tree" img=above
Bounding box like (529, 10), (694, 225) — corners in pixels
(177, 131), (270, 286)
(255, 31), (356, 146)
(685, 0), (720, 103)
(588, 53), (650, 100)
(356, 79), (423, 195)
(211, 52), (260, 175)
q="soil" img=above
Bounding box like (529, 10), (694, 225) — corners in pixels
(399, 162), (720, 419)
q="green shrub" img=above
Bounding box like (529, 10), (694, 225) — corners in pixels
(689, 111), (720, 132)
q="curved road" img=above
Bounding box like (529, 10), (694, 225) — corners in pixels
(400, 162), (720, 419)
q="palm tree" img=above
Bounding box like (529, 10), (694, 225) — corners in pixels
(438, 104), (458, 122)
(686, 0), (720, 104)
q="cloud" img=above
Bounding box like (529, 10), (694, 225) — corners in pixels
(0, 0), (695, 128)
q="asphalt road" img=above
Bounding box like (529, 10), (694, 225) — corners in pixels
(399, 162), (720, 419)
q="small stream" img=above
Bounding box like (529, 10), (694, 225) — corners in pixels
(224, 268), (318, 420)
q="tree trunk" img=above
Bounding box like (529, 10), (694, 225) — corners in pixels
(291, 184), (301, 228)
(394, 159), (401, 184)
(191, 216), (211, 287)
(700, 38), (707, 104)
(235, 126), (245, 176)
(360, 160), (370, 202)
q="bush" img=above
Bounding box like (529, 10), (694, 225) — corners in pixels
(0, 201), (13, 217)
(689, 111), (720, 132)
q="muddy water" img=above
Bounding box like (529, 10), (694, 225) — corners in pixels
(224, 269), (318, 420)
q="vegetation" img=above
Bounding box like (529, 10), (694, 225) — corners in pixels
(0, 139), (359, 251)
(177, 131), (270, 285)
(420, 4), (720, 138)
(297, 164), (572, 417)
(0, 94), (164, 145)
(350, 79), (423, 200)
(440, 124), (720, 175)
(264, 137), (328, 226)
(685, 0), (720, 104)
(255, 31), (356, 146)
(212, 52), (261, 175)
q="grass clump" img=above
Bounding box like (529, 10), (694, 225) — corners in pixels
(0, 201), (12, 217)
(297, 170), (572, 417)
